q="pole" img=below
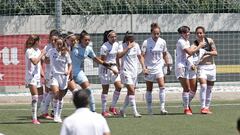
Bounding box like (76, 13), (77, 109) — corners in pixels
(55, 0), (62, 31)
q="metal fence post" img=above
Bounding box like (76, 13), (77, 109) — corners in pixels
(55, 0), (62, 31)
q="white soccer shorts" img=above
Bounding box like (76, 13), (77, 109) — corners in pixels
(197, 64), (216, 81)
(50, 74), (68, 90)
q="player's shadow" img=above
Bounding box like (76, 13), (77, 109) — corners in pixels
(140, 112), (185, 116)
(0, 115), (56, 125)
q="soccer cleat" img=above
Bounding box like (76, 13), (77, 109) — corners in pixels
(134, 113), (142, 118)
(184, 108), (193, 115)
(40, 113), (54, 120)
(32, 119), (41, 124)
(109, 107), (119, 115)
(201, 108), (212, 114)
(54, 117), (62, 123)
(102, 111), (112, 118)
(189, 106), (193, 114)
(119, 110), (126, 118)
(160, 109), (168, 115)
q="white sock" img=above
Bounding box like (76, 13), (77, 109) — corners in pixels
(159, 87), (166, 110)
(101, 94), (108, 112)
(145, 91), (152, 113)
(42, 92), (48, 104)
(89, 89), (96, 112)
(58, 99), (63, 118)
(31, 95), (38, 120)
(40, 92), (48, 114)
(200, 84), (207, 109)
(53, 98), (58, 118)
(121, 95), (129, 112)
(189, 91), (196, 104)
(37, 95), (43, 111)
(129, 95), (138, 114)
(42, 92), (53, 114)
(206, 86), (213, 108)
(111, 90), (120, 108)
(182, 92), (189, 109)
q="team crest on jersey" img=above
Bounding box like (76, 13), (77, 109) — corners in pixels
(53, 53), (58, 59)
(150, 47), (153, 53)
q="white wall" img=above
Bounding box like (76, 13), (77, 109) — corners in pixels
(0, 13), (239, 34)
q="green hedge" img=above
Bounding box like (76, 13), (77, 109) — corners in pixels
(0, 0), (240, 15)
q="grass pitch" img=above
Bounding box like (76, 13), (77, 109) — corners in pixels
(0, 100), (239, 135)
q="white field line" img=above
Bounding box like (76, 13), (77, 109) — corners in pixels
(0, 103), (240, 111)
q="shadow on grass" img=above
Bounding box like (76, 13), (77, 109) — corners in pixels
(0, 115), (57, 124)
(0, 121), (56, 124)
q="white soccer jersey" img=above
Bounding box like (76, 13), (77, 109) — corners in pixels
(25, 48), (41, 80)
(46, 48), (72, 75)
(44, 43), (54, 75)
(100, 41), (120, 63)
(141, 37), (167, 74)
(175, 37), (190, 68)
(120, 42), (141, 77)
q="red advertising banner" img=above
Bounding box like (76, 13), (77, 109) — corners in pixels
(0, 34), (48, 86)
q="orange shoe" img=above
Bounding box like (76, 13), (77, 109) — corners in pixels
(109, 107), (119, 115)
(102, 111), (112, 117)
(184, 108), (193, 115)
(201, 108), (212, 114)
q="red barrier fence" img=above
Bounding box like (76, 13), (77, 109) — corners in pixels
(0, 34), (48, 86)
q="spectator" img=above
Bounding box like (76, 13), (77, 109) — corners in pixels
(60, 89), (111, 135)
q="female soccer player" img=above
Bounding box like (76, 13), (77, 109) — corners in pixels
(25, 35), (46, 124)
(118, 32), (145, 117)
(175, 26), (204, 115)
(192, 26), (217, 114)
(71, 30), (112, 112)
(46, 38), (72, 123)
(99, 30), (122, 117)
(40, 29), (59, 120)
(62, 32), (78, 93)
(141, 23), (170, 115)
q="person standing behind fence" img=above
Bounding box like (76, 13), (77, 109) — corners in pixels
(71, 30), (113, 112)
(60, 89), (111, 135)
(141, 23), (170, 115)
(99, 30), (123, 117)
(117, 32), (145, 118)
(25, 35), (46, 124)
(46, 38), (72, 123)
(175, 26), (204, 115)
(192, 26), (217, 114)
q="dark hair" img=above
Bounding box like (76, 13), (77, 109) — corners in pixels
(79, 30), (89, 42)
(73, 89), (91, 108)
(25, 35), (40, 51)
(150, 23), (160, 33)
(195, 26), (206, 33)
(123, 31), (135, 43)
(48, 29), (60, 43)
(49, 29), (60, 37)
(103, 30), (114, 44)
(237, 118), (240, 132)
(178, 26), (190, 34)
